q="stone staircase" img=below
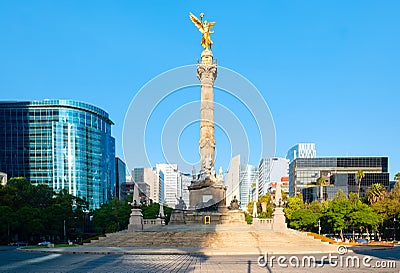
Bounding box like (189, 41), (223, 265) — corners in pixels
(85, 225), (336, 251)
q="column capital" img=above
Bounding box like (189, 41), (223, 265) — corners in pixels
(197, 64), (217, 87)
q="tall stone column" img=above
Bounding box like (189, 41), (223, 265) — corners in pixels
(197, 49), (217, 174)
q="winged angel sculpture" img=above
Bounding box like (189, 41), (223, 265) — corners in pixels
(189, 12), (215, 50)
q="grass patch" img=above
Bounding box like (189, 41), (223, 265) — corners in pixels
(20, 245), (48, 249)
(20, 244), (77, 249)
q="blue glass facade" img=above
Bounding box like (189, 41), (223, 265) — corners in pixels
(0, 100), (115, 209)
(239, 164), (258, 209)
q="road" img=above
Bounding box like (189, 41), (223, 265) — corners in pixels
(0, 246), (398, 272)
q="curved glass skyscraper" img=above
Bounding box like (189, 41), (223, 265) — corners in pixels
(0, 100), (115, 209)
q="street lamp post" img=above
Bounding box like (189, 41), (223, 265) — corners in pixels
(318, 219), (321, 235)
(394, 217), (397, 241)
(63, 219), (66, 243)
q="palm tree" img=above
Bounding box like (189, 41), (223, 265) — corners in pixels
(316, 177), (326, 202)
(394, 172), (400, 183)
(366, 183), (386, 204)
(356, 170), (365, 198)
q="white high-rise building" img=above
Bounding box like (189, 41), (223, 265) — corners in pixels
(132, 167), (164, 204)
(226, 155), (258, 209)
(156, 164), (179, 208)
(286, 143), (316, 162)
(258, 157), (289, 197)
(225, 155), (241, 206)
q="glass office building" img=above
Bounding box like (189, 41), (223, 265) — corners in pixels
(115, 157), (127, 200)
(289, 157), (389, 199)
(239, 164), (258, 209)
(0, 100), (115, 209)
(258, 157), (289, 197)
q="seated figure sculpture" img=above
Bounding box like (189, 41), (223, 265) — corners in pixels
(228, 195), (240, 210)
(175, 196), (187, 210)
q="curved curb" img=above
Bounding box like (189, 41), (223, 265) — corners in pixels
(18, 246), (343, 256)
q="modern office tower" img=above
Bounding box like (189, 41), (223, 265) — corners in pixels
(132, 167), (164, 204)
(289, 157), (389, 201)
(239, 164), (258, 209)
(136, 182), (151, 204)
(0, 100), (115, 209)
(287, 143), (316, 196)
(156, 164), (179, 208)
(286, 143), (317, 162)
(225, 155), (241, 206)
(226, 155), (258, 209)
(115, 157), (127, 200)
(258, 157), (289, 197)
(156, 169), (164, 205)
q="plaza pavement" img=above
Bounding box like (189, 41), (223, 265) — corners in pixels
(19, 225), (397, 256)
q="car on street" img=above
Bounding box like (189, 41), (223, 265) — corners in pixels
(37, 241), (52, 246)
(355, 238), (369, 243)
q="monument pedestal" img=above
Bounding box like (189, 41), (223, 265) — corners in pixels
(227, 210), (246, 224)
(169, 209), (186, 225)
(188, 184), (226, 212)
(272, 207), (287, 231)
(128, 208), (143, 231)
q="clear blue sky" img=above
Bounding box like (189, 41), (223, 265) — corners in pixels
(0, 1), (399, 178)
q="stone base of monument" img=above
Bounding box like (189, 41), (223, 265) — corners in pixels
(169, 209), (186, 225)
(127, 208), (143, 231)
(227, 210), (246, 224)
(184, 211), (230, 225)
(188, 184), (227, 212)
(272, 207), (287, 231)
(169, 209), (246, 225)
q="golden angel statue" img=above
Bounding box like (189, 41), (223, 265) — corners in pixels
(189, 12), (215, 50)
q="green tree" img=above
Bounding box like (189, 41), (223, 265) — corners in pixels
(43, 204), (69, 242)
(322, 191), (352, 241)
(308, 200), (323, 214)
(247, 201), (254, 215)
(290, 208), (320, 231)
(92, 198), (131, 234)
(257, 193), (273, 218)
(284, 194), (305, 224)
(1, 177), (34, 209)
(348, 192), (361, 205)
(15, 206), (45, 242)
(141, 203), (161, 219)
(371, 183), (400, 239)
(356, 170), (365, 198)
(0, 206), (15, 243)
(349, 202), (381, 240)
